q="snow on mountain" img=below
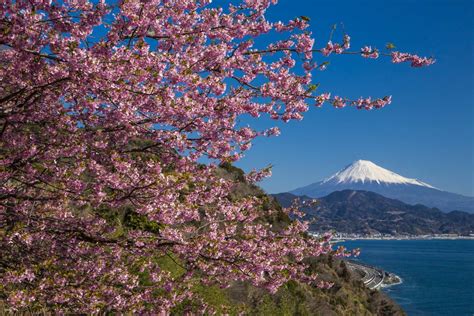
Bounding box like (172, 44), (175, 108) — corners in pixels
(322, 160), (436, 188)
(288, 160), (474, 213)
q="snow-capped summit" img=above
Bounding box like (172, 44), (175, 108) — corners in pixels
(288, 160), (474, 213)
(322, 160), (435, 188)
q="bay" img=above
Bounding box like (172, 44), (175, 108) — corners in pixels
(342, 239), (474, 316)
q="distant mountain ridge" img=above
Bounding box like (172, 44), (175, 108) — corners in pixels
(273, 190), (474, 236)
(289, 160), (474, 213)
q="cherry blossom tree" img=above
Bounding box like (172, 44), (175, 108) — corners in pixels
(0, 0), (433, 312)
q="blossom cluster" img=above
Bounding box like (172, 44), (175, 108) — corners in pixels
(0, 0), (432, 313)
(391, 51), (436, 67)
(314, 94), (392, 110)
(361, 46), (380, 59)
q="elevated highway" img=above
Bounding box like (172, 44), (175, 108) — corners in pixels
(345, 260), (391, 290)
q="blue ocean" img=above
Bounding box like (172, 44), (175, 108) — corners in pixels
(342, 240), (474, 316)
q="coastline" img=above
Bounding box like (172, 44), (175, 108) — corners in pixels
(344, 259), (402, 290)
(380, 276), (402, 288)
(308, 232), (474, 241)
(332, 236), (474, 241)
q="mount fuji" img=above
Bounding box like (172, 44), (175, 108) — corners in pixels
(288, 160), (474, 213)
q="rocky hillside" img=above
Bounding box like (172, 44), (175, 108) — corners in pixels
(274, 190), (474, 235)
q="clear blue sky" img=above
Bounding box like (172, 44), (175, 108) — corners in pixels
(234, 0), (473, 196)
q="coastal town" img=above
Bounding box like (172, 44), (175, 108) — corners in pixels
(310, 232), (474, 241)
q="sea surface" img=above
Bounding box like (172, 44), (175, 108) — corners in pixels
(342, 239), (474, 316)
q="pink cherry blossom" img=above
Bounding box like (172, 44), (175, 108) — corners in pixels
(332, 96), (347, 108)
(321, 41), (335, 56)
(391, 51), (436, 67)
(0, 0), (432, 313)
(361, 46), (380, 59)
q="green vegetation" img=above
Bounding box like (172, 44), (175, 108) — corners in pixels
(164, 254), (405, 315)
